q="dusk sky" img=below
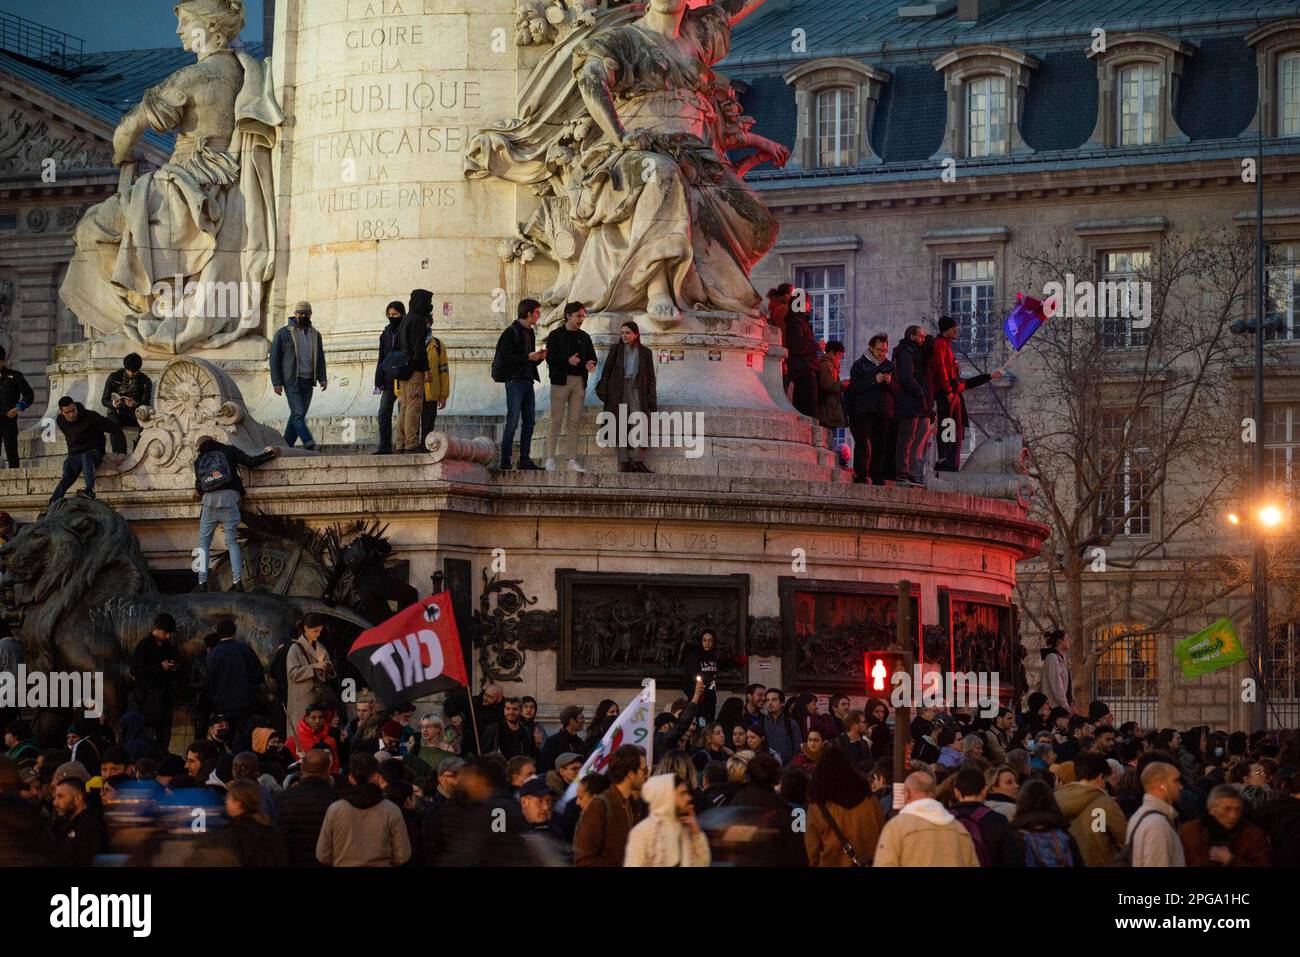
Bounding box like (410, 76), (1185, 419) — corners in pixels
(3, 0), (267, 53)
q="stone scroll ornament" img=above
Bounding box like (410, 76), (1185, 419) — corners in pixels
(472, 569), (559, 684)
(467, 0), (790, 330)
(117, 356), (308, 477)
(60, 0), (283, 354)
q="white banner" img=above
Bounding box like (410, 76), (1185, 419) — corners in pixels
(561, 680), (655, 808)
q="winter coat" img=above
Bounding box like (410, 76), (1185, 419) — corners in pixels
(315, 783), (411, 866)
(480, 720), (538, 760)
(760, 712), (802, 766)
(1126, 794), (1186, 867)
(544, 325), (599, 386)
(284, 635), (332, 734)
(428, 791), (530, 866)
(539, 729), (586, 776)
(204, 638), (266, 715)
(816, 355), (847, 428)
(375, 318), (403, 388)
(728, 783), (809, 865)
(128, 635), (177, 722)
(1178, 818), (1270, 867)
(276, 775), (337, 867)
(494, 319), (540, 382)
(806, 794), (885, 866)
(101, 368), (153, 413)
(200, 813), (284, 866)
(421, 334), (450, 401)
(56, 403), (124, 456)
(399, 290), (433, 376)
(1055, 782), (1126, 866)
(574, 785), (644, 866)
(51, 807), (107, 867)
(270, 317), (327, 389)
(873, 798), (979, 866)
(285, 716), (340, 773)
(845, 352), (894, 420)
(595, 342), (656, 414)
(951, 800), (1022, 866)
(0, 366), (33, 415)
(1039, 648), (1073, 709)
(624, 774), (711, 867)
(1255, 795), (1300, 866)
(891, 338), (933, 419)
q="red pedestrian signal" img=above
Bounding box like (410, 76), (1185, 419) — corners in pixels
(863, 651), (911, 696)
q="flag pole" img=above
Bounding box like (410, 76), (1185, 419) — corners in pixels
(466, 687), (482, 756)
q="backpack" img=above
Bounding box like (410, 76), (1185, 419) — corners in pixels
(1112, 808), (1163, 867)
(956, 806), (992, 866)
(1022, 828), (1074, 867)
(196, 448), (233, 493)
(491, 325), (523, 383)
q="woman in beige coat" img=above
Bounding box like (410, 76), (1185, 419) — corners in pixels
(285, 613), (334, 735)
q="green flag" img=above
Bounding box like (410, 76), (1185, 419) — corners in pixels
(1174, 618), (1247, 679)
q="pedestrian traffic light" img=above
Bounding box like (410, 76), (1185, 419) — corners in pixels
(863, 650), (911, 696)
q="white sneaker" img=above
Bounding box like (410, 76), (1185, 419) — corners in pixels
(544, 458), (556, 471)
(567, 459), (586, 473)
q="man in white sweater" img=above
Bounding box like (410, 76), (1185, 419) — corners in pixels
(1126, 761), (1186, 867)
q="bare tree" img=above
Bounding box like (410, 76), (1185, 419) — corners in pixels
(992, 229), (1255, 696)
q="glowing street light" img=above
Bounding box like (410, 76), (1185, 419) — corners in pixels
(1227, 512), (1241, 526)
(1258, 505), (1284, 529)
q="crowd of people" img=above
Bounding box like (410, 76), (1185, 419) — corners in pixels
(3, 630), (1298, 867)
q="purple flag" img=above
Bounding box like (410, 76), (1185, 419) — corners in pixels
(1004, 293), (1051, 351)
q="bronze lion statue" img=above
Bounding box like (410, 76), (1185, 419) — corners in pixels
(0, 497), (368, 729)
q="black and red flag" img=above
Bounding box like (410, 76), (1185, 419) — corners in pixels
(348, 592), (469, 706)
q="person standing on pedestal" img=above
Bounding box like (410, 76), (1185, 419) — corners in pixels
(270, 302), (327, 451)
(394, 291), (433, 453)
(544, 302), (598, 473)
(419, 311), (451, 450)
(595, 320), (656, 474)
(785, 309), (820, 418)
(845, 334), (894, 485)
(930, 315), (1002, 473)
(192, 436), (278, 593)
(102, 352), (153, 447)
(892, 325), (934, 488)
(373, 302), (405, 455)
(0, 347), (34, 469)
(493, 299), (546, 471)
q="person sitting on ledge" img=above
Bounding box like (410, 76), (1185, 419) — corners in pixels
(101, 352), (153, 445)
(47, 396), (126, 509)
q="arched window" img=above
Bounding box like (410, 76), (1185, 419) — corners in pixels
(966, 75), (1009, 157)
(1094, 623), (1159, 727)
(816, 87), (858, 168)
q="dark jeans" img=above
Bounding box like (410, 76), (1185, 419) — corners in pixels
(789, 365), (819, 419)
(376, 385), (396, 451)
(501, 380), (536, 465)
(283, 377), (316, 447)
(421, 401), (438, 449)
(935, 394), (964, 471)
(851, 413), (894, 484)
(49, 449), (104, 506)
(0, 416), (17, 468)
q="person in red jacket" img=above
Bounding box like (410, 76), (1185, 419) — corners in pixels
(929, 316), (1002, 472)
(286, 702), (340, 774)
(1178, 785), (1270, 866)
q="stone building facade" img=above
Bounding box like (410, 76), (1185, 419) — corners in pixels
(725, 0), (1300, 729)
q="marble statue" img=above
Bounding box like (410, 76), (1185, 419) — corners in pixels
(60, 0), (283, 354)
(466, 0), (789, 329)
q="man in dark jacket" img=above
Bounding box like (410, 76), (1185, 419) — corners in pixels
(784, 308), (819, 418)
(50, 778), (105, 866)
(0, 346), (34, 469)
(494, 298), (546, 470)
(845, 333), (894, 485)
(929, 316), (1001, 472)
(128, 613), (180, 748)
(539, 706), (586, 775)
(480, 697), (538, 760)
(725, 753), (808, 865)
(543, 301), (598, 472)
(193, 437), (278, 592)
(101, 352), (153, 442)
(892, 326), (934, 487)
(48, 396), (126, 507)
(203, 619), (266, 739)
(394, 290), (434, 453)
(0, 757), (54, 865)
(277, 748), (337, 866)
(428, 757), (530, 866)
(950, 767), (1021, 866)
(269, 302), (327, 450)
(373, 301), (406, 454)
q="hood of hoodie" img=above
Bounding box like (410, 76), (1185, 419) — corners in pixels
(408, 289), (434, 317)
(642, 773), (679, 821)
(1053, 782), (1109, 819)
(899, 797), (956, 827)
(345, 782), (385, 810)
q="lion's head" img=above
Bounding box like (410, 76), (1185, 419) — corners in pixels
(0, 498), (154, 667)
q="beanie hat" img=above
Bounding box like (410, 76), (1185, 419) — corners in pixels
(381, 721), (404, 739)
(293, 301), (313, 316)
(938, 315), (958, 333)
(1088, 700), (1111, 721)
